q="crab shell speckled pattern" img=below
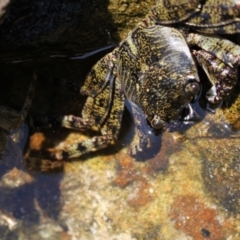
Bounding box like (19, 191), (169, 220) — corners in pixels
(118, 25), (200, 123)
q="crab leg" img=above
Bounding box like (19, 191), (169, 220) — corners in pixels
(186, 33), (240, 109)
(62, 75), (114, 129)
(186, 33), (240, 67)
(80, 49), (118, 97)
(41, 79), (114, 132)
(46, 84), (114, 158)
(193, 49), (238, 107)
(49, 77), (124, 160)
(47, 50), (118, 98)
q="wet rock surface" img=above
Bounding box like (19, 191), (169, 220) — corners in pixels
(183, 87), (240, 214)
(200, 138), (240, 212)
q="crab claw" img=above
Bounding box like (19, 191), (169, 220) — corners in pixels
(183, 104), (201, 124)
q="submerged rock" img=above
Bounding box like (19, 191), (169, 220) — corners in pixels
(183, 85), (240, 213)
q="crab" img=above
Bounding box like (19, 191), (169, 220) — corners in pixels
(0, 75), (36, 162)
(43, 0), (240, 160)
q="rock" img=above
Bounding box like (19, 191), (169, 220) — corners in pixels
(0, 0), (12, 25)
(0, 0), (155, 61)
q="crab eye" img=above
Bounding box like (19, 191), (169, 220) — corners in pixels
(185, 81), (200, 96)
(151, 115), (165, 129)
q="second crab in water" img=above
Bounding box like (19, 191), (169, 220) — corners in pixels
(40, 0), (240, 160)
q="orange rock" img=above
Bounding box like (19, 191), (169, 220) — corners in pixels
(114, 155), (137, 188)
(128, 179), (153, 209)
(170, 195), (224, 240)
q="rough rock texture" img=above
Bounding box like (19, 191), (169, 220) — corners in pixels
(0, 0), (155, 61)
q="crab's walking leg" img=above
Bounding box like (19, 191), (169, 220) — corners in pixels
(40, 49), (118, 99)
(186, 33), (240, 67)
(48, 80), (114, 132)
(186, 33), (240, 109)
(39, 51), (118, 130)
(80, 49), (118, 97)
(51, 50), (118, 97)
(193, 50), (238, 108)
(38, 50), (122, 160)
(49, 76), (124, 160)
